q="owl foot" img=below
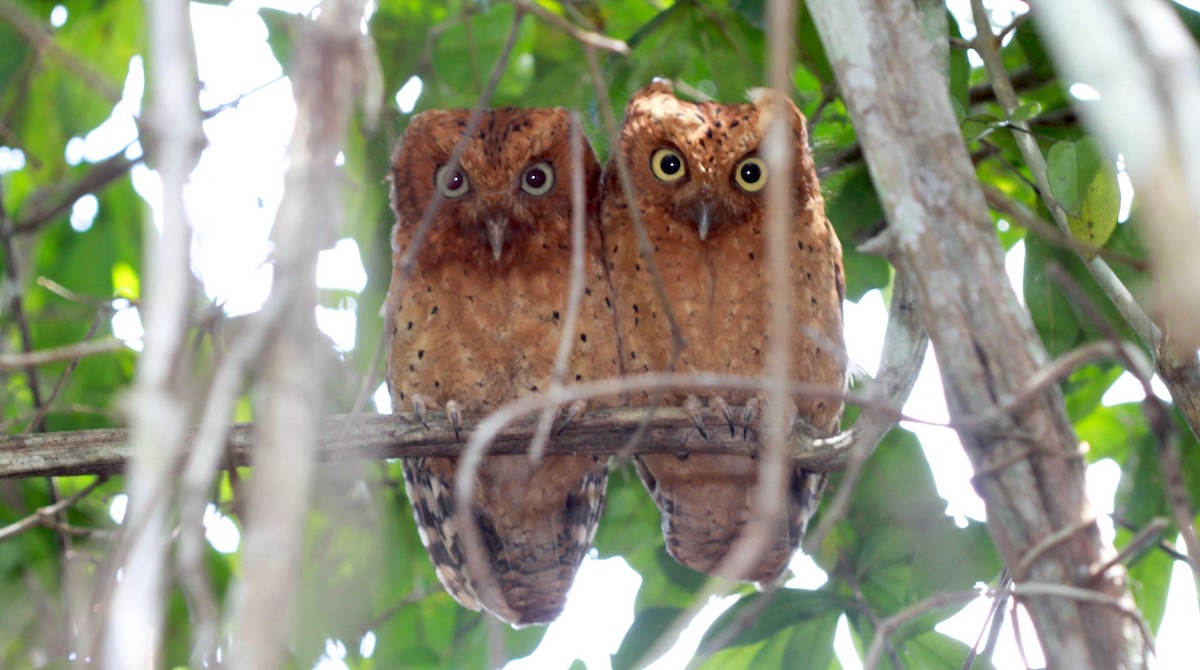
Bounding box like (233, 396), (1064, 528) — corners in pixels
(446, 400), (463, 440)
(741, 393), (799, 441)
(683, 394), (708, 439)
(411, 395), (464, 440)
(711, 395), (736, 438)
(555, 399), (588, 435)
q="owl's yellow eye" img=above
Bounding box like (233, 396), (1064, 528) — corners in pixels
(435, 164), (470, 198)
(734, 157), (767, 192)
(520, 162), (555, 196)
(650, 148), (686, 182)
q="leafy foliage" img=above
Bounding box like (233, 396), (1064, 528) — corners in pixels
(0, 1), (1192, 669)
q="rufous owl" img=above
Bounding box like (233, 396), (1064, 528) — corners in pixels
(385, 107), (620, 625)
(601, 81), (846, 583)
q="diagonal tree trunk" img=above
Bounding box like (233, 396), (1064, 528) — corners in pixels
(806, 0), (1145, 667)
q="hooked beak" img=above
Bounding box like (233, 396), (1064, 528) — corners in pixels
(486, 219), (506, 261)
(696, 203), (713, 242)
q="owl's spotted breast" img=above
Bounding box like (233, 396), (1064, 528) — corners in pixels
(386, 107), (619, 624)
(602, 80), (846, 582)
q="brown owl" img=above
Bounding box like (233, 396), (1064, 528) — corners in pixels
(601, 81), (846, 583)
(385, 107), (620, 625)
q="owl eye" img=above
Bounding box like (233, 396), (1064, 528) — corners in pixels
(650, 148), (686, 182)
(435, 164), (470, 198)
(734, 157), (768, 192)
(520, 162), (555, 196)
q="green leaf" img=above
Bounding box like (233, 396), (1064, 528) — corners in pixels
(611, 607), (681, 670)
(1022, 235), (1083, 356)
(1076, 403), (1145, 463)
(822, 165), (890, 300)
(1062, 363), (1125, 423)
(1123, 527), (1173, 635)
(1015, 17), (1055, 79)
(1046, 137), (1119, 256)
(1010, 100), (1042, 122)
(259, 7), (298, 73)
(698, 589), (844, 653)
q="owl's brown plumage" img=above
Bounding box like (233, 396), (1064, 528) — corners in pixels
(601, 81), (846, 583)
(385, 107), (619, 625)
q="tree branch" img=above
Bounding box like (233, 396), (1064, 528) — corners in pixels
(0, 406), (854, 478)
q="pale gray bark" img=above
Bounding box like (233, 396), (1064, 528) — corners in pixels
(806, 0), (1145, 667)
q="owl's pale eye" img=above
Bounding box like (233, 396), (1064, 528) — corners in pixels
(435, 165), (470, 198)
(520, 162), (555, 196)
(734, 157), (768, 193)
(650, 148), (686, 182)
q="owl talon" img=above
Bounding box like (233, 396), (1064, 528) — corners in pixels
(712, 395), (736, 438)
(740, 397), (759, 440)
(684, 395), (707, 439)
(412, 394), (432, 430)
(446, 400), (463, 441)
(744, 394), (800, 440)
(556, 399), (587, 435)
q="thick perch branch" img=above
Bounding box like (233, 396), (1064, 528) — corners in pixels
(0, 407), (855, 479)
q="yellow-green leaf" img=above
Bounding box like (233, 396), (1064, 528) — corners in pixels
(111, 261), (140, 299)
(1047, 137), (1120, 257)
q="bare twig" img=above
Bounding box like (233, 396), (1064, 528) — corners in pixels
(0, 338), (127, 370)
(13, 152), (140, 235)
(980, 184), (1148, 271)
(23, 312), (114, 433)
(1087, 518), (1169, 581)
(510, 0), (629, 55)
(0, 0), (122, 106)
(527, 113), (588, 463)
(863, 590), (983, 670)
(585, 47), (686, 457)
(0, 476), (109, 542)
(804, 276), (927, 555)
(1012, 517), (1099, 581)
(1011, 582), (1153, 653)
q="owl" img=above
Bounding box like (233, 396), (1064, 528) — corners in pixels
(601, 81), (846, 583)
(385, 107), (620, 625)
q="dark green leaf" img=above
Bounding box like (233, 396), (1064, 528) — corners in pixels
(611, 607), (682, 670)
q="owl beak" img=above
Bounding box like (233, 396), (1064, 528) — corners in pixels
(486, 218), (506, 261)
(696, 204), (713, 242)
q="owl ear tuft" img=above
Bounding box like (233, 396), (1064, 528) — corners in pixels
(644, 78), (675, 95)
(744, 87), (772, 106)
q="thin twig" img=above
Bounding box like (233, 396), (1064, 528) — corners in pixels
(804, 276), (927, 555)
(527, 113), (588, 463)
(864, 591), (985, 670)
(0, 339), (127, 370)
(1087, 518), (1169, 581)
(585, 46), (687, 458)
(23, 311), (113, 433)
(0, 476), (109, 542)
(510, 0), (629, 55)
(981, 184), (1148, 271)
(0, 0), (122, 106)
(1010, 582), (1153, 654)
(1011, 517), (1098, 581)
